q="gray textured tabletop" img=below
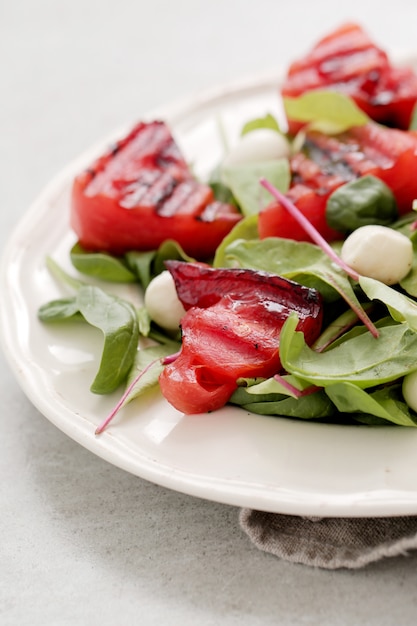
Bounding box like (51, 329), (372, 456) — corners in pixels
(2, 2), (417, 624)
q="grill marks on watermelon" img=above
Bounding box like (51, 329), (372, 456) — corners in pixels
(158, 262), (324, 415)
(117, 170), (218, 217)
(258, 121), (417, 243)
(83, 120), (219, 219)
(282, 22), (417, 130)
(71, 120), (242, 258)
(84, 121), (189, 198)
(290, 124), (417, 213)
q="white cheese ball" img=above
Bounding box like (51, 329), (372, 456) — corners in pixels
(222, 129), (290, 167)
(402, 370), (417, 413)
(144, 270), (186, 331)
(340, 225), (413, 285)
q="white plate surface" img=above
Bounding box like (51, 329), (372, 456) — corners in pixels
(3, 71), (417, 517)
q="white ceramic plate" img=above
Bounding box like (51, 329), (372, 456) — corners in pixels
(3, 70), (417, 518)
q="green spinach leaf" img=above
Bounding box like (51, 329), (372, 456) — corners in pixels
(240, 113), (281, 136)
(122, 341), (180, 406)
(213, 214), (259, 268)
(221, 159), (290, 217)
(283, 90), (369, 134)
(325, 383), (417, 427)
(76, 285), (139, 394)
(230, 382), (334, 419)
(70, 243), (137, 283)
(279, 314), (417, 389)
(359, 276), (417, 330)
(38, 297), (81, 322)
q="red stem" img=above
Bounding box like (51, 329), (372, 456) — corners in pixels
(260, 178), (379, 338)
(273, 374), (320, 397)
(95, 352), (179, 435)
(259, 178), (360, 281)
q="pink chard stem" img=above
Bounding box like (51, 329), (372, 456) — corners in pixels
(260, 178), (360, 280)
(273, 374), (320, 397)
(259, 178), (379, 338)
(95, 351), (179, 435)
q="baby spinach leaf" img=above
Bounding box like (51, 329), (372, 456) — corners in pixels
(237, 374), (313, 398)
(122, 341), (180, 406)
(283, 90), (369, 134)
(151, 239), (195, 274)
(279, 314), (417, 389)
(125, 239), (193, 289)
(70, 243), (137, 283)
(124, 250), (155, 288)
(208, 164), (237, 204)
(136, 306), (152, 337)
(38, 297), (81, 322)
(311, 306), (372, 352)
(359, 276), (417, 330)
(399, 232), (417, 297)
(76, 285), (139, 394)
(218, 237), (337, 299)
(213, 214), (259, 268)
(409, 103), (417, 131)
(325, 383), (417, 427)
(316, 316), (393, 352)
(94, 339), (180, 433)
(218, 236), (368, 315)
(326, 175), (398, 233)
(230, 384), (334, 419)
(46, 256), (85, 291)
(240, 113), (281, 136)
(221, 159), (290, 216)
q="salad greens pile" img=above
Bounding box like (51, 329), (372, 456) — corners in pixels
(38, 91), (417, 429)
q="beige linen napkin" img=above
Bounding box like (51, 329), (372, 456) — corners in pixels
(239, 509), (417, 569)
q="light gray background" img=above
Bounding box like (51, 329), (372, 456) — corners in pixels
(2, 1), (417, 624)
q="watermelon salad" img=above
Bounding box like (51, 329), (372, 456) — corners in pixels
(38, 22), (417, 433)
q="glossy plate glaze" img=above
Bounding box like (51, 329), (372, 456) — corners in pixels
(3, 70), (417, 517)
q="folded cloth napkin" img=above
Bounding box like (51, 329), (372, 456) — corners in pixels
(239, 509), (417, 569)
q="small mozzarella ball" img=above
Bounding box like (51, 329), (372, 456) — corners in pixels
(222, 129), (290, 167)
(340, 225), (413, 285)
(402, 370), (417, 412)
(144, 271), (186, 331)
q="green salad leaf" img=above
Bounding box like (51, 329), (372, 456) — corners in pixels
(38, 297), (82, 322)
(221, 159), (290, 216)
(240, 113), (281, 136)
(69, 239), (193, 289)
(70, 243), (137, 283)
(38, 258), (141, 394)
(213, 214), (259, 267)
(283, 90), (370, 134)
(400, 231), (417, 297)
(76, 285), (139, 394)
(230, 374), (333, 419)
(279, 314), (417, 390)
(325, 382), (417, 427)
(45, 256), (85, 290)
(122, 341), (180, 406)
(125, 239), (194, 289)
(230, 384), (334, 419)
(359, 276), (417, 330)
(217, 236), (366, 307)
(326, 175), (398, 233)
(409, 103), (417, 131)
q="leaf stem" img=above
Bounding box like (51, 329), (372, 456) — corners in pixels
(326, 274), (379, 338)
(260, 177), (379, 338)
(161, 351), (181, 365)
(312, 304), (374, 352)
(273, 374), (320, 397)
(95, 351), (180, 435)
(259, 178), (360, 281)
